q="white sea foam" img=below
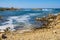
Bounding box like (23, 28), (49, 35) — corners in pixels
(0, 24), (14, 29)
(0, 13), (40, 30)
(29, 13), (40, 16)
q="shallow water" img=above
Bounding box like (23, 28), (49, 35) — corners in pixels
(0, 8), (60, 30)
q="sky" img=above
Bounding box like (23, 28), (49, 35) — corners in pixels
(0, 0), (60, 8)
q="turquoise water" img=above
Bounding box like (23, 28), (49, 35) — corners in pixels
(0, 8), (60, 30)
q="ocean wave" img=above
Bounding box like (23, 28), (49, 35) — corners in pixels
(0, 13), (40, 30)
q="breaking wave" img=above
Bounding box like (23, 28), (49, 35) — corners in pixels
(0, 9), (60, 31)
(0, 13), (41, 31)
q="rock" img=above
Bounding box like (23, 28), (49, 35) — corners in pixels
(35, 14), (60, 29)
(47, 14), (56, 20)
(0, 16), (3, 19)
(36, 17), (47, 21)
(53, 30), (57, 34)
(48, 19), (54, 22)
(36, 17), (41, 21)
(56, 14), (60, 20)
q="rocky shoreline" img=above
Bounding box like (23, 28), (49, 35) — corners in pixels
(36, 13), (60, 29)
(0, 13), (60, 40)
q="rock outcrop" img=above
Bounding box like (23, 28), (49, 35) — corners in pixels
(36, 13), (60, 29)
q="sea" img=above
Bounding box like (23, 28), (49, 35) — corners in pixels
(0, 8), (60, 31)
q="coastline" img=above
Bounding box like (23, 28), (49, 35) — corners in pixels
(0, 13), (60, 40)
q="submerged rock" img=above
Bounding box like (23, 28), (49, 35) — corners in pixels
(0, 16), (3, 19)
